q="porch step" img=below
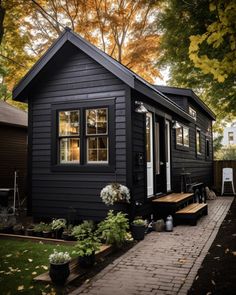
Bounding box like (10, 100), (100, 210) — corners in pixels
(152, 193), (195, 220)
(152, 193), (194, 204)
(175, 203), (208, 226)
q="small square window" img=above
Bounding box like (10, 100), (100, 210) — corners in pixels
(189, 107), (197, 120)
(176, 123), (189, 147)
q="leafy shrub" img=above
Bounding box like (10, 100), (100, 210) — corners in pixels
(72, 220), (94, 240)
(132, 218), (146, 226)
(33, 222), (46, 232)
(51, 219), (66, 231)
(96, 210), (129, 247)
(73, 235), (101, 257)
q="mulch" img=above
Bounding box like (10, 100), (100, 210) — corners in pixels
(188, 197), (236, 295)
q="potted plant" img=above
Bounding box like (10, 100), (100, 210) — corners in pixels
(51, 219), (66, 239)
(96, 210), (129, 247)
(62, 224), (76, 241)
(42, 223), (52, 238)
(13, 223), (24, 235)
(26, 224), (35, 236)
(49, 249), (71, 285)
(74, 235), (101, 268)
(33, 222), (45, 237)
(100, 183), (131, 205)
(131, 218), (147, 241)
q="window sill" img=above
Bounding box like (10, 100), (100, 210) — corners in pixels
(51, 164), (115, 173)
(175, 144), (189, 152)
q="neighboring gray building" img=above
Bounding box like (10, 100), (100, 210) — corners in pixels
(222, 122), (236, 146)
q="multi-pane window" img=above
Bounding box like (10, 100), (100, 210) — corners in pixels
(59, 110), (80, 163)
(58, 108), (109, 165)
(228, 132), (234, 144)
(176, 124), (189, 147)
(86, 108), (108, 163)
(206, 138), (210, 158)
(189, 106), (197, 120)
(196, 129), (201, 154)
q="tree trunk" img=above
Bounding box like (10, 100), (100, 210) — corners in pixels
(0, 0), (5, 44)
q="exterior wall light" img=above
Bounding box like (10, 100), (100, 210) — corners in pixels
(135, 101), (148, 113)
(172, 121), (181, 129)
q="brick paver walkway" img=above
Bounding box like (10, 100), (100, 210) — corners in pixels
(70, 197), (234, 295)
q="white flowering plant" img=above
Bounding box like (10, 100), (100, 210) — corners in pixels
(51, 218), (66, 231)
(49, 249), (71, 264)
(100, 183), (130, 205)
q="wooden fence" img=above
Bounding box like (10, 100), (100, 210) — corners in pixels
(213, 160), (236, 194)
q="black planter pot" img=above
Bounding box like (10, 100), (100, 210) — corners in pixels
(34, 231), (43, 237)
(78, 253), (95, 268)
(42, 231), (52, 238)
(131, 224), (145, 241)
(26, 228), (34, 236)
(53, 229), (63, 239)
(49, 262), (70, 285)
(13, 229), (24, 235)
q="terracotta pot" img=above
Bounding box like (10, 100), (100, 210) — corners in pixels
(49, 262), (70, 285)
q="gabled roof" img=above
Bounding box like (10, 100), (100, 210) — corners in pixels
(0, 100), (27, 127)
(13, 28), (194, 122)
(154, 85), (216, 120)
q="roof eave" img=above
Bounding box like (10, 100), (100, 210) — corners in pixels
(134, 80), (195, 122)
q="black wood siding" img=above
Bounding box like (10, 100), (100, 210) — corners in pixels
(29, 42), (128, 221)
(171, 101), (213, 192)
(0, 125), (27, 197)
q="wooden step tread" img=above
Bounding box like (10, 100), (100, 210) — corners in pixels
(176, 203), (207, 214)
(152, 193), (193, 203)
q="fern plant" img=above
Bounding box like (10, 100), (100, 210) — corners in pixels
(96, 210), (129, 247)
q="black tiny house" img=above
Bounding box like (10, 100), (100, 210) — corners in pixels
(13, 28), (215, 221)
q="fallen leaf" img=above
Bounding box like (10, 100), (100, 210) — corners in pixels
(28, 259), (33, 262)
(225, 248), (230, 253)
(35, 266), (39, 269)
(211, 280), (216, 285)
(23, 250), (28, 253)
(32, 272), (37, 275)
(25, 268), (29, 271)
(206, 292), (212, 295)
(195, 275), (199, 281)
(17, 285), (24, 291)
(44, 249), (48, 252)
(29, 286), (34, 289)
(41, 265), (48, 270)
(0, 270), (4, 273)
(39, 241), (43, 244)
(45, 284), (50, 288)
(216, 244), (221, 247)
(6, 254), (12, 257)
(213, 256), (220, 260)
(232, 252), (236, 256)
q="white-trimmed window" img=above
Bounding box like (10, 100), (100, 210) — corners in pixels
(196, 129), (201, 154)
(59, 110), (80, 163)
(86, 108), (108, 163)
(176, 124), (189, 147)
(189, 106), (197, 120)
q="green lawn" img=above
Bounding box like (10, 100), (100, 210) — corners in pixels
(0, 239), (76, 295)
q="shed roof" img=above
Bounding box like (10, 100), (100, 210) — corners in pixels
(154, 85), (216, 120)
(0, 100), (27, 127)
(13, 28), (198, 122)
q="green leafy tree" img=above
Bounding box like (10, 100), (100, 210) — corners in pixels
(158, 0), (236, 119)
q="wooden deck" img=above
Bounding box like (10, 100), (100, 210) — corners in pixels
(152, 193), (194, 204)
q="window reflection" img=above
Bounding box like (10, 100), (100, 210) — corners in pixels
(60, 138), (80, 163)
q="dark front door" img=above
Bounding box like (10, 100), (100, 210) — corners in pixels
(154, 115), (166, 194)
